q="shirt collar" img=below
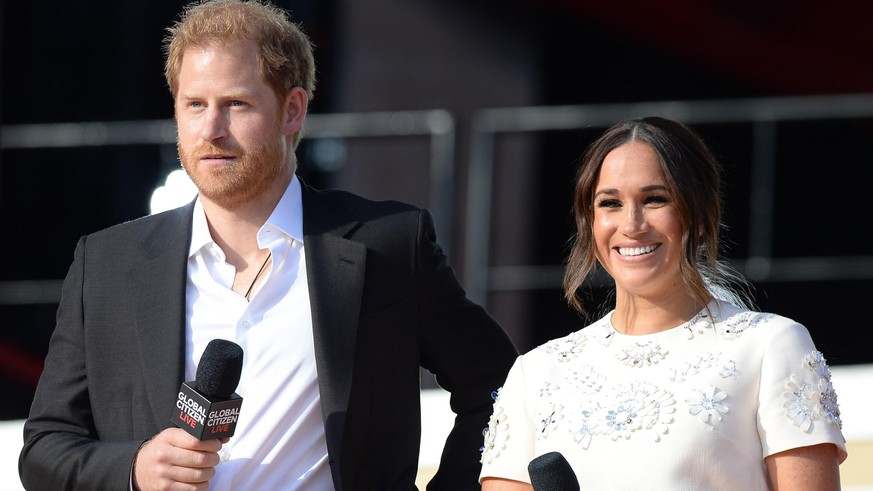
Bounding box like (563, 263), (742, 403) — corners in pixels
(260, 174), (303, 247)
(188, 175), (304, 259)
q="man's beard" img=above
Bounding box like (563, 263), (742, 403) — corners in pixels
(178, 134), (286, 209)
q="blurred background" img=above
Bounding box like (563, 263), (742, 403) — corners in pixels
(2, 0), (872, 488)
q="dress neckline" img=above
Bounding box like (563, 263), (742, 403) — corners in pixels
(604, 301), (715, 339)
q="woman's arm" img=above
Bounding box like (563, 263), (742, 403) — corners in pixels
(765, 443), (841, 490)
(481, 477), (534, 491)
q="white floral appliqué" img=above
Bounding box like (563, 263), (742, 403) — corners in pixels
(536, 401), (564, 440)
(565, 364), (606, 394)
(617, 341), (669, 367)
(540, 331), (586, 362)
(687, 385), (729, 429)
(592, 320), (615, 347)
(682, 310), (712, 339)
(718, 311), (770, 340)
(582, 382), (676, 443)
(480, 389), (510, 463)
(669, 351), (720, 382)
(719, 360), (740, 380)
(567, 408), (595, 449)
(783, 350), (842, 431)
(538, 381), (559, 398)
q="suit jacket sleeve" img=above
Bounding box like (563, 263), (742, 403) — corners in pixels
(414, 210), (518, 491)
(19, 236), (147, 491)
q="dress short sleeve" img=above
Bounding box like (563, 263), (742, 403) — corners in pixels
(756, 319), (847, 462)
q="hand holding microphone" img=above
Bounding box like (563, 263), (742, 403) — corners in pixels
(528, 452), (580, 491)
(133, 339), (244, 491)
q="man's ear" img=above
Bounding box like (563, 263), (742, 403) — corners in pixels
(282, 87), (308, 136)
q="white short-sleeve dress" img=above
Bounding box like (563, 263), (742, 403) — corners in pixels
(479, 300), (847, 490)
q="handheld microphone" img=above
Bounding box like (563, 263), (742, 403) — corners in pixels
(528, 452), (580, 491)
(170, 339), (244, 440)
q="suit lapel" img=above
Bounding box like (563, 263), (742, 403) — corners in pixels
(130, 204), (193, 430)
(301, 185), (366, 463)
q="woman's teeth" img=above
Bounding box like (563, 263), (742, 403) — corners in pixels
(618, 244), (659, 256)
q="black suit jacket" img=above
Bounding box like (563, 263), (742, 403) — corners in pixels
(19, 182), (517, 490)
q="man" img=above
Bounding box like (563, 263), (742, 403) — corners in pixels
(18, 1), (517, 489)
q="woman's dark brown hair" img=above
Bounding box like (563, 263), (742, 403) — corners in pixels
(563, 116), (731, 314)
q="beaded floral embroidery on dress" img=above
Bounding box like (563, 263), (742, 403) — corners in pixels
(541, 330), (587, 362)
(783, 350), (842, 431)
(562, 381), (676, 448)
(669, 351), (721, 382)
(686, 385), (729, 429)
(718, 311), (771, 340)
(609, 308), (715, 366)
(617, 341), (669, 367)
(564, 363), (606, 392)
(591, 382), (676, 442)
(718, 360), (741, 380)
(480, 389), (510, 464)
(536, 401), (564, 440)
(682, 309), (713, 340)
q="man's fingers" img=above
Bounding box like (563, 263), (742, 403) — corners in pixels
(133, 428), (224, 490)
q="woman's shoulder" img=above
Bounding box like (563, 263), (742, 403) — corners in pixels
(520, 314), (611, 365)
(708, 300), (813, 346)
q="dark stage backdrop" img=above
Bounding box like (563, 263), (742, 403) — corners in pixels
(2, 0), (872, 420)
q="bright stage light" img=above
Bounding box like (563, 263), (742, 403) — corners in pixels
(150, 169), (197, 215)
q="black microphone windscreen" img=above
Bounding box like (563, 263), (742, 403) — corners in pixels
(195, 339), (244, 399)
(528, 451), (580, 491)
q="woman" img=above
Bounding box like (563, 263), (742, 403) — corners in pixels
(479, 117), (846, 490)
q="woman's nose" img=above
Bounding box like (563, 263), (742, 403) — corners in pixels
(621, 205), (647, 236)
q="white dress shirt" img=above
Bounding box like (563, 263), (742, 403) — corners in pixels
(185, 176), (332, 490)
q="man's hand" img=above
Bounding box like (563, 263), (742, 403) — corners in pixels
(132, 428), (228, 491)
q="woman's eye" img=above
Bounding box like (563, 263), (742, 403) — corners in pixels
(596, 199), (621, 209)
(645, 195), (669, 205)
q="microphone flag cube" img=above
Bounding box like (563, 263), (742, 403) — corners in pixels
(171, 381), (243, 440)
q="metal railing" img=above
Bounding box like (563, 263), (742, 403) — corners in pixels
(6, 94), (873, 308)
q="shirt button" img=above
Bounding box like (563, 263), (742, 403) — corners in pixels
(240, 320), (251, 329)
